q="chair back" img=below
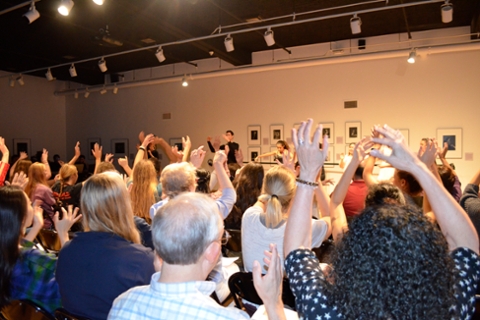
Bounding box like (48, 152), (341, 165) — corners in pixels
(54, 308), (90, 320)
(228, 272), (296, 311)
(36, 229), (61, 252)
(1, 300), (55, 320)
(225, 229), (242, 252)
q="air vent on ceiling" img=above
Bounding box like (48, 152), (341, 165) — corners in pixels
(344, 100), (358, 109)
(141, 38), (156, 44)
(162, 113), (172, 120)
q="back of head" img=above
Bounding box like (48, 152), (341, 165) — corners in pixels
(365, 182), (406, 206)
(81, 172), (140, 244)
(258, 166), (296, 228)
(396, 169), (423, 195)
(24, 163), (47, 197)
(277, 140), (290, 150)
(96, 162), (116, 174)
(152, 192), (222, 265)
(437, 165), (456, 191)
(195, 169), (211, 194)
(0, 186), (27, 307)
(330, 204), (456, 319)
(59, 164), (78, 183)
(131, 160), (157, 223)
(354, 165), (364, 180)
(147, 157), (161, 177)
(160, 162), (196, 199)
(13, 160), (32, 178)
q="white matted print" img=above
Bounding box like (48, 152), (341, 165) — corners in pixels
(247, 125), (261, 146)
(248, 147), (261, 163)
(270, 124), (284, 145)
(345, 121), (361, 144)
(319, 122), (334, 144)
(437, 128), (462, 159)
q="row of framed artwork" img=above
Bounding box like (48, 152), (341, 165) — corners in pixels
(247, 124), (464, 159)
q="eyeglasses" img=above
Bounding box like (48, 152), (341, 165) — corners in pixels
(221, 230), (231, 245)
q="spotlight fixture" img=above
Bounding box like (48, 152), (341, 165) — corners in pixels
(9, 77), (15, 87)
(155, 46), (166, 63)
(45, 68), (54, 81)
(84, 90), (90, 98)
(69, 64), (77, 77)
(181, 75), (188, 87)
(92, 0), (104, 5)
(98, 58), (107, 72)
(74, 91), (78, 99)
(17, 75), (25, 86)
(23, 1), (40, 24)
(112, 85), (118, 94)
(441, 0), (453, 23)
(350, 13), (362, 34)
(407, 49), (416, 64)
(58, 0), (74, 16)
(224, 34), (234, 52)
(264, 27), (275, 46)
(100, 87), (107, 94)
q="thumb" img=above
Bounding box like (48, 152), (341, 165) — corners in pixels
(252, 260), (262, 283)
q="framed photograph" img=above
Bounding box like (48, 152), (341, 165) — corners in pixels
(247, 125), (261, 146)
(270, 124), (284, 145)
(397, 129), (409, 147)
(169, 138), (183, 151)
(87, 137), (101, 160)
(345, 121), (361, 144)
(319, 122), (334, 144)
(248, 147), (261, 163)
(437, 128), (462, 159)
(325, 146), (335, 168)
(13, 138), (31, 156)
(111, 139), (129, 158)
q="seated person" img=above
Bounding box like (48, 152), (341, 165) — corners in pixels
(342, 164), (368, 218)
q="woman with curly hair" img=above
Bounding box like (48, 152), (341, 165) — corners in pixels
(224, 162), (264, 230)
(283, 120), (479, 320)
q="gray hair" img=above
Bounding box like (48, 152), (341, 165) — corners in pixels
(160, 162), (196, 199)
(152, 192), (222, 265)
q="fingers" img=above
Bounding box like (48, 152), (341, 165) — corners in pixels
(312, 124), (322, 149)
(252, 260), (263, 283)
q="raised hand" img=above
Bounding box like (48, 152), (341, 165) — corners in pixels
(41, 148), (49, 163)
(142, 134), (155, 149)
(92, 143), (102, 160)
(8, 172), (29, 189)
(118, 156), (128, 167)
(418, 138), (437, 168)
(212, 136), (221, 151)
(19, 151), (28, 160)
(53, 205), (82, 246)
(0, 137), (8, 154)
(74, 141), (81, 158)
(105, 153), (114, 163)
(190, 146), (206, 168)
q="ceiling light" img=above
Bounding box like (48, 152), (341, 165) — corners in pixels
(264, 27), (275, 46)
(69, 64), (77, 77)
(224, 34), (234, 52)
(350, 14), (362, 34)
(17, 75), (25, 86)
(74, 91), (78, 99)
(182, 76), (188, 87)
(9, 77), (15, 87)
(407, 49), (416, 64)
(58, 0), (74, 16)
(98, 58), (107, 72)
(45, 68), (54, 81)
(441, 1), (453, 23)
(84, 90), (90, 98)
(155, 46), (166, 63)
(100, 87), (107, 94)
(92, 0), (104, 5)
(23, 1), (40, 24)
(113, 85), (118, 94)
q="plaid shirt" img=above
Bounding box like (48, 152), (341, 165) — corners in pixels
(108, 272), (249, 320)
(9, 240), (61, 314)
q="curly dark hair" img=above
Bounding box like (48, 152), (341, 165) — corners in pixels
(326, 204), (457, 319)
(224, 163), (264, 229)
(195, 169), (210, 194)
(365, 182), (405, 206)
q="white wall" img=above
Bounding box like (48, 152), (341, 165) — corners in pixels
(64, 49), (480, 185)
(0, 73), (67, 160)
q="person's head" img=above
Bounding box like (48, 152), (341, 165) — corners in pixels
(365, 182), (406, 206)
(0, 186), (32, 308)
(148, 157), (162, 178)
(80, 172), (140, 244)
(348, 143), (355, 155)
(53, 154), (61, 162)
(258, 166), (296, 228)
(195, 169), (211, 194)
(227, 163), (241, 180)
(12, 160), (32, 178)
(24, 163), (48, 197)
(225, 130), (234, 142)
(353, 165), (364, 181)
(131, 160), (158, 223)
(276, 140), (290, 153)
(152, 193), (223, 270)
(437, 165), (456, 192)
(328, 204), (456, 319)
(393, 169), (422, 196)
(78, 155), (86, 163)
(96, 162), (116, 174)
(160, 162), (196, 199)
(420, 138), (429, 154)
(59, 164), (78, 185)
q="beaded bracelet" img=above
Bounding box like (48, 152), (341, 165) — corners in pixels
(295, 178), (319, 188)
(139, 146), (146, 151)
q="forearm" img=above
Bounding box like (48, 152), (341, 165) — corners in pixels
(133, 148), (147, 168)
(207, 141), (215, 153)
(469, 169), (480, 186)
(213, 162), (233, 191)
(93, 158), (101, 175)
(156, 138), (177, 164)
(264, 301), (286, 320)
(0, 161), (9, 186)
(58, 231), (70, 247)
(24, 224), (42, 242)
(182, 146), (191, 162)
(314, 182), (330, 218)
(42, 160), (51, 180)
(120, 164), (132, 177)
(67, 155), (79, 165)
(362, 151), (377, 187)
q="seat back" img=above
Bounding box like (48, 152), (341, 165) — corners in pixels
(1, 300), (55, 320)
(225, 229), (241, 252)
(54, 308), (90, 320)
(36, 229), (61, 252)
(228, 272), (296, 311)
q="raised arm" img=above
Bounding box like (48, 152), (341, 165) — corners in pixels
(118, 156), (132, 176)
(284, 119), (327, 257)
(0, 137), (10, 186)
(9, 151), (28, 179)
(41, 149), (52, 180)
(213, 150), (234, 192)
(154, 136), (177, 164)
(53, 206), (82, 247)
(255, 151), (276, 162)
(91, 143), (102, 175)
(182, 136), (191, 162)
(313, 171), (332, 238)
(134, 134), (155, 169)
(371, 125), (479, 254)
(67, 141), (81, 165)
(190, 146), (206, 169)
(459, 169), (480, 217)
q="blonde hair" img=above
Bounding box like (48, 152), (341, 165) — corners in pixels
(10, 160), (32, 182)
(24, 163), (48, 199)
(80, 172), (140, 244)
(258, 166), (296, 228)
(59, 164), (78, 183)
(130, 160), (157, 224)
(160, 162), (196, 199)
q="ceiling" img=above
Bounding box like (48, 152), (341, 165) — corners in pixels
(1, 0), (479, 86)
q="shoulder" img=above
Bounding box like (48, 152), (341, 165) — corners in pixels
(242, 206), (262, 219)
